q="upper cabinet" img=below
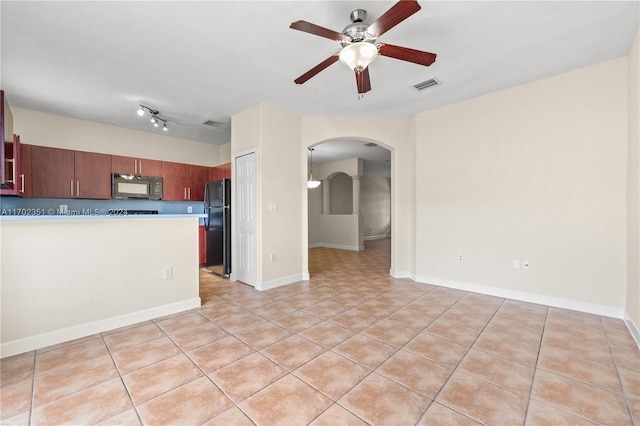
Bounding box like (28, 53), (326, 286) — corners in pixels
(1, 90), (22, 196)
(19, 143), (32, 197)
(111, 155), (161, 176)
(161, 161), (209, 201)
(210, 162), (231, 181)
(32, 146), (111, 199)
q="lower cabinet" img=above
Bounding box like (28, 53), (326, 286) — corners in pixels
(199, 225), (206, 266)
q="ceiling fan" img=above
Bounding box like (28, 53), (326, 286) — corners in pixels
(290, 0), (437, 96)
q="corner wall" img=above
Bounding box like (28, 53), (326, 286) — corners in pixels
(627, 30), (640, 342)
(415, 58), (628, 316)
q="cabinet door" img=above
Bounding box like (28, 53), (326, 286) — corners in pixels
(188, 165), (209, 201)
(75, 151), (111, 199)
(199, 225), (206, 265)
(32, 146), (75, 198)
(139, 158), (162, 176)
(20, 143), (32, 197)
(111, 155), (137, 174)
(161, 161), (187, 201)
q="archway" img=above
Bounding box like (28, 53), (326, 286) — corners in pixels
(306, 139), (392, 277)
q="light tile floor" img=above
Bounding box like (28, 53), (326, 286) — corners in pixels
(1, 239), (639, 425)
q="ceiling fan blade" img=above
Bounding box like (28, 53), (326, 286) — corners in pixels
(294, 55), (340, 85)
(355, 68), (372, 94)
(290, 20), (349, 42)
(378, 43), (437, 67)
(367, 0), (421, 38)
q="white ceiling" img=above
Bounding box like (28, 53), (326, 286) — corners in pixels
(1, 1), (638, 174)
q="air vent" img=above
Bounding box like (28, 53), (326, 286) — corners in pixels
(364, 142), (377, 147)
(203, 120), (224, 127)
(414, 78), (440, 91)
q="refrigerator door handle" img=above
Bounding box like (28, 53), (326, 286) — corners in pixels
(204, 207), (211, 231)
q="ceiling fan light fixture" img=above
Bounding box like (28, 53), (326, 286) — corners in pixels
(339, 41), (378, 71)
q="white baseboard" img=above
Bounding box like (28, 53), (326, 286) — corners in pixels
(624, 310), (640, 349)
(414, 275), (625, 319)
(257, 273), (306, 291)
(0, 298), (201, 358)
(364, 234), (391, 241)
(308, 243), (363, 251)
(390, 269), (414, 279)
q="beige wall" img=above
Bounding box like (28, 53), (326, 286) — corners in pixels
(330, 173), (353, 214)
(0, 217), (200, 357)
(12, 107), (222, 166)
(627, 30), (640, 342)
(231, 103), (304, 289)
(415, 58), (628, 315)
(361, 175), (392, 239)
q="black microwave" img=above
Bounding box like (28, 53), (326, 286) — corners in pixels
(112, 174), (163, 200)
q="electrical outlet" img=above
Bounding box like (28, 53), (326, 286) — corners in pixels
(522, 260), (530, 270)
(513, 259), (520, 269)
(187, 206), (193, 213)
(270, 253), (276, 262)
(458, 254), (464, 262)
(163, 267), (173, 280)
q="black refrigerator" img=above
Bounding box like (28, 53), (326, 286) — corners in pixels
(204, 179), (231, 277)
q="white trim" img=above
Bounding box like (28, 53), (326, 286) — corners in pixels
(256, 274), (306, 291)
(302, 272), (310, 281)
(0, 298), (201, 358)
(307, 243), (362, 251)
(364, 234), (391, 241)
(414, 275), (624, 319)
(390, 269), (414, 279)
(624, 310), (640, 349)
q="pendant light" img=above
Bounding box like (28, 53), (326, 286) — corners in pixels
(307, 148), (321, 189)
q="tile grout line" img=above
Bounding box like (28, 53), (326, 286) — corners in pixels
(521, 304), (549, 426)
(602, 316), (638, 426)
(99, 332), (145, 425)
(414, 294), (507, 425)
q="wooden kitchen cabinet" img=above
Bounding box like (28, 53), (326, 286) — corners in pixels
(161, 161), (208, 201)
(1, 90), (23, 196)
(199, 225), (206, 265)
(19, 143), (32, 197)
(32, 146), (75, 198)
(188, 165), (209, 201)
(111, 155), (161, 176)
(32, 146), (111, 199)
(74, 151), (111, 199)
(209, 162), (231, 181)
(161, 161), (188, 201)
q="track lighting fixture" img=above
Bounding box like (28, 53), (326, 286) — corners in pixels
(137, 104), (169, 132)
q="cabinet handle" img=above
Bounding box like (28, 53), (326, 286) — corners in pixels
(134, 159), (137, 174)
(20, 174), (24, 193)
(184, 187), (187, 200)
(138, 160), (142, 175)
(188, 187), (191, 200)
(71, 180), (74, 196)
(76, 181), (80, 197)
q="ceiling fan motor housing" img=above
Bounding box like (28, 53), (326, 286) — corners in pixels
(341, 9), (374, 45)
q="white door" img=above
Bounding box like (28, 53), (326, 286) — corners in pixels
(235, 152), (257, 286)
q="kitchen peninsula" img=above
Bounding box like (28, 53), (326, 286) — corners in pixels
(0, 214), (201, 357)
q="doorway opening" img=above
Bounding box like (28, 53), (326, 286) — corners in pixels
(307, 139), (392, 277)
